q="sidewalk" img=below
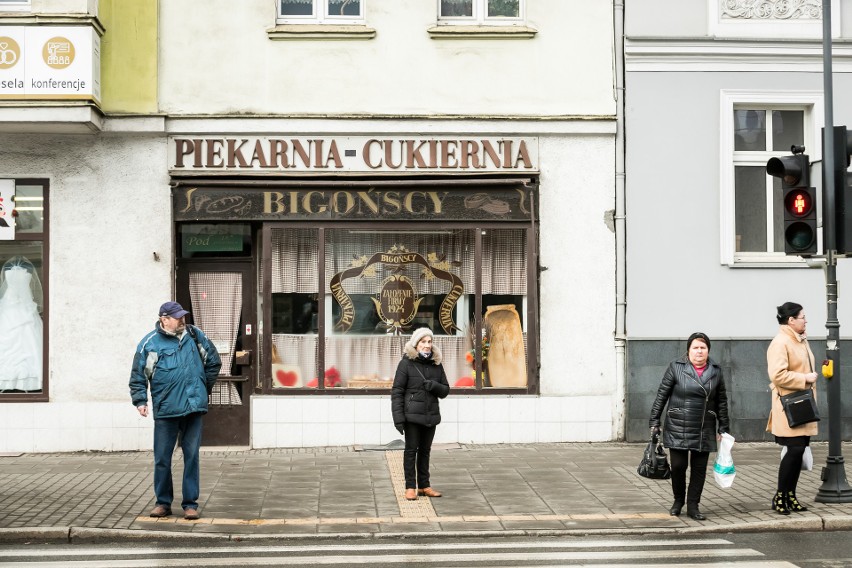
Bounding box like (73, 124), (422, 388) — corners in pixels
(2, 441), (852, 543)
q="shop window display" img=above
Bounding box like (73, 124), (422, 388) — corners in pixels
(267, 225), (530, 392)
(0, 180), (47, 398)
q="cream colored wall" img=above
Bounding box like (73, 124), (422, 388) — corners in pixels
(159, 0), (615, 117)
(29, 0), (96, 14)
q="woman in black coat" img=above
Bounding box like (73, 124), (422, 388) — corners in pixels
(649, 332), (730, 520)
(391, 327), (450, 501)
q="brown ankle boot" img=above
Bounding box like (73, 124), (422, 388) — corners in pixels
(418, 487), (442, 497)
(405, 488), (417, 500)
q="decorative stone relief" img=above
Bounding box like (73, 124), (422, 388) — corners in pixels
(721, 0), (821, 20)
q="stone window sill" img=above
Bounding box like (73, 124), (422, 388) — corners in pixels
(267, 24), (376, 40)
(427, 25), (537, 40)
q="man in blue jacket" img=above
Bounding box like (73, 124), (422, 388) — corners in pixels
(129, 301), (221, 520)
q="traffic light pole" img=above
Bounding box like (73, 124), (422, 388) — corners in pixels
(815, 0), (852, 503)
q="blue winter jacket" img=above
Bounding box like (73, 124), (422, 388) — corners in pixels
(129, 323), (222, 419)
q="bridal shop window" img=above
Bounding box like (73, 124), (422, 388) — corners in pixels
(0, 180), (48, 400)
(265, 224), (534, 393)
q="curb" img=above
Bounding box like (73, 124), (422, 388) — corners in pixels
(4, 516), (852, 544)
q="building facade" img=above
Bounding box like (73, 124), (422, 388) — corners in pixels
(0, 0), (620, 451)
(625, 0), (852, 441)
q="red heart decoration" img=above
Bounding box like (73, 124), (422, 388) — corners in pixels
(276, 370), (298, 387)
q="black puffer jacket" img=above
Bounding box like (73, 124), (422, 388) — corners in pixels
(391, 345), (450, 428)
(649, 355), (730, 453)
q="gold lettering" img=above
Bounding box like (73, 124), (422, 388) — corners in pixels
(332, 191), (355, 214)
(426, 191), (449, 214)
(439, 283), (464, 333)
(383, 191), (401, 213)
(330, 282), (354, 327)
(264, 191), (286, 214)
(357, 190), (379, 214)
(403, 191), (428, 214)
(302, 191), (327, 214)
(288, 191), (299, 214)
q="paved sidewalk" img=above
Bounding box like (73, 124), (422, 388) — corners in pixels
(2, 441), (852, 543)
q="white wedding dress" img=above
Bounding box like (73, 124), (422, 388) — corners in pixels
(0, 264), (43, 390)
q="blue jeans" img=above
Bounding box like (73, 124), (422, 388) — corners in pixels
(153, 413), (203, 511)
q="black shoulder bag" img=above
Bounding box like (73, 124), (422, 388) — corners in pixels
(637, 432), (671, 480)
(779, 355), (820, 428)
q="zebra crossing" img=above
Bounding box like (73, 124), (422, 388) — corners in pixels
(0, 537), (799, 567)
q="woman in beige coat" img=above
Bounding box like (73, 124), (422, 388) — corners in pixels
(767, 301), (819, 515)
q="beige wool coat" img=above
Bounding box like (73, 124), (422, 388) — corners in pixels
(766, 325), (818, 437)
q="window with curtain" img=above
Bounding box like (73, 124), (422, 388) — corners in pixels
(266, 224), (532, 392)
(0, 180), (48, 400)
(278, 0), (364, 24)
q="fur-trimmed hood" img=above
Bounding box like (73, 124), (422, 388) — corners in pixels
(403, 342), (443, 365)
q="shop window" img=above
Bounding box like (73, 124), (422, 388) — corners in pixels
(178, 224), (251, 259)
(278, 0), (365, 24)
(0, 180), (48, 400)
(720, 91), (822, 266)
(266, 224), (532, 392)
(438, 0), (524, 24)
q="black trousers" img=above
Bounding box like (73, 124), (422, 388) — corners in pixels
(669, 449), (710, 505)
(403, 423), (436, 489)
(777, 436), (810, 494)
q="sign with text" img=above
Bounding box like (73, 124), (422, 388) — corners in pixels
(169, 136), (539, 174)
(175, 186), (535, 222)
(0, 26), (100, 103)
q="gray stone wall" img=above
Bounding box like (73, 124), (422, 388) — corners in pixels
(626, 339), (852, 443)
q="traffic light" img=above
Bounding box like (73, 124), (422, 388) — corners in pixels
(767, 151), (817, 256)
(827, 126), (852, 254)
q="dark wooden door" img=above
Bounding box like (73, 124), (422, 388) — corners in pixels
(177, 262), (254, 446)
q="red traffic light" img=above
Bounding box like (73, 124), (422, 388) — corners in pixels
(784, 190), (813, 218)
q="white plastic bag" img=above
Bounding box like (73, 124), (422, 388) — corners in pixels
(781, 446), (814, 471)
(713, 432), (736, 489)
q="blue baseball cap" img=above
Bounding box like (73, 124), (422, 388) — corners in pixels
(159, 301), (189, 319)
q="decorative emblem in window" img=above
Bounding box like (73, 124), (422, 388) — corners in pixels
(721, 0), (821, 20)
(329, 245), (464, 334)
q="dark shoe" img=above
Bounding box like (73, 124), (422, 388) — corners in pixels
(669, 500), (684, 516)
(772, 491), (791, 515)
(787, 491), (808, 512)
(149, 505), (172, 518)
(686, 504), (706, 521)
(405, 488), (417, 500)
(183, 508), (200, 520)
(418, 487), (442, 498)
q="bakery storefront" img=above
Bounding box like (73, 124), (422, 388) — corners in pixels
(169, 135), (539, 447)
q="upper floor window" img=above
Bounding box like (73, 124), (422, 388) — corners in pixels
(278, 0), (365, 24)
(439, 0), (524, 24)
(720, 90), (823, 266)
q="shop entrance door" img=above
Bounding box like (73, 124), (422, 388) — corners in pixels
(177, 262), (254, 446)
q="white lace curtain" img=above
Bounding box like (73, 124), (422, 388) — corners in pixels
(271, 228), (527, 295)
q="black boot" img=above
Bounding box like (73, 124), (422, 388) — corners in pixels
(772, 491), (791, 515)
(686, 503), (706, 521)
(669, 500), (684, 516)
(786, 491), (808, 512)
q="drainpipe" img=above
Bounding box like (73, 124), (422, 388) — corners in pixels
(613, 0), (627, 440)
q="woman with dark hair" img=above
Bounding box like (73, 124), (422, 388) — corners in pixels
(649, 332), (730, 520)
(767, 301), (819, 515)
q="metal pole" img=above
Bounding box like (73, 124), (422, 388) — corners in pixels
(816, 0), (852, 503)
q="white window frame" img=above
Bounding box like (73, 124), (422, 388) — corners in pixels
(437, 0), (525, 26)
(277, 0), (366, 25)
(0, 0), (30, 12)
(720, 90), (824, 267)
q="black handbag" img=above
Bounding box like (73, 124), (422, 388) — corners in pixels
(780, 388), (820, 428)
(637, 433), (671, 479)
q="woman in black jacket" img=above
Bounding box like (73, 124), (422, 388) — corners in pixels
(391, 327), (450, 501)
(649, 332), (730, 520)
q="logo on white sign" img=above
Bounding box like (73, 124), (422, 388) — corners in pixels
(0, 38), (20, 69)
